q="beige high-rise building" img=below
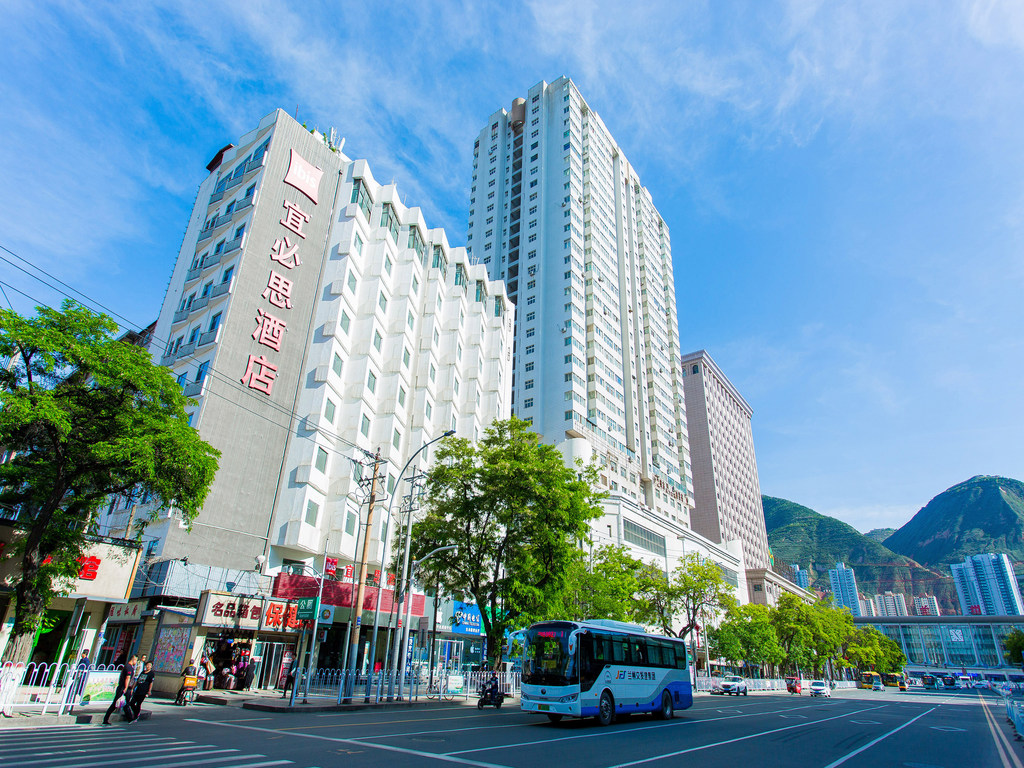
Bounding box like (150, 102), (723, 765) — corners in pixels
(681, 350), (771, 584)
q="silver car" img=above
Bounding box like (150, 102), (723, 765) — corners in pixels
(809, 680), (831, 698)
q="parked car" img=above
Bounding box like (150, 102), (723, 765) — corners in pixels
(972, 679), (990, 689)
(872, 680), (885, 691)
(720, 675), (748, 696)
(809, 680), (831, 698)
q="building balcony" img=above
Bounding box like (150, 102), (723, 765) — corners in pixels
(225, 174), (245, 191)
(210, 278), (232, 299)
(244, 155), (265, 174)
(234, 194), (254, 215)
(184, 265), (203, 283)
(210, 189), (225, 204)
(222, 233), (244, 255)
(159, 352), (176, 367)
(182, 379), (206, 399)
(197, 327), (219, 348)
(175, 341), (197, 360)
(202, 252), (223, 270)
(197, 228), (214, 244)
(172, 308), (191, 325)
(190, 295), (210, 314)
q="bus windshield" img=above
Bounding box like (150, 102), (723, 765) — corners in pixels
(523, 623), (578, 686)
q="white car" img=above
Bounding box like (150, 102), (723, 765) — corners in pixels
(972, 680), (990, 689)
(720, 675), (748, 696)
(809, 680), (831, 697)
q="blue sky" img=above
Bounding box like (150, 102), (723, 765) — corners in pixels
(3, 1), (1022, 533)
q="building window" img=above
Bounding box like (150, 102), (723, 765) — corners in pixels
(315, 447), (328, 473)
(381, 203), (400, 242)
(524, 361), (534, 372)
(367, 371), (377, 393)
(351, 178), (373, 220)
(378, 293), (388, 312)
(523, 398), (534, 408)
(353, 232), (364, 254)
(392, 429), (401, 449)
(398, 386), (407, 407)
(332, 352), (344, 376)
(525, 328), (535, 338)
(524, 379), (534, 390)
(347, 272), (357, 293)
(360, 414), (370, 436)
(403, 347), (411, 367)
(525, 344), (535, 355)
(324, 398), (336, 423)
(305, 499), (320, 526)
(373, 331), (383, 351)
(340, 310), (351, 334)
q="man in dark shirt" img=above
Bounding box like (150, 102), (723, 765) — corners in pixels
(125, 661), (155, 722)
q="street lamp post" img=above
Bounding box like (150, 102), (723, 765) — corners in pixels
(367, 429), (453, 700)
(396, 544), (457, 700)
(287, 533), (329, 707)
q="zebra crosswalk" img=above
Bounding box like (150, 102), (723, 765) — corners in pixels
(0, 726), (297, 768)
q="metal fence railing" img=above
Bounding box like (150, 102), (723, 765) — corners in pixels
(0, 661), (120, 716)
(693, 676), (857, 693)
(280, 667), (522, 706)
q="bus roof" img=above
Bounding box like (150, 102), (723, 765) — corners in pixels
(527, 619), (685, 642)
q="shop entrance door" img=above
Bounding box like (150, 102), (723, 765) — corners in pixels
(254, 641), (294, 690)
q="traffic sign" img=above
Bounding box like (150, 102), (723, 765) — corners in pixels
(296, 596), (320, 620)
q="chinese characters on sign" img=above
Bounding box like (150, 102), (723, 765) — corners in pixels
(240, 146), (323, 397)
(199, 592), (312, 633)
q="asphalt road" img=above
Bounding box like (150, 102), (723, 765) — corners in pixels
(1, 687), (1020, 768)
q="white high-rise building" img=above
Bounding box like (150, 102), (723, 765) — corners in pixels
(873, 591), (909, 617)
(912, 595), (942, 617)
(829, 562), (861, 616)
(101, 110), (512, 630)
(466, 79), (741, 610)
(951, 553), (1024, 616)
(680, 350), (771, 575)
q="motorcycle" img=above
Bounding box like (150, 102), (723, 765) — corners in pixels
(477, 685), (505, 709)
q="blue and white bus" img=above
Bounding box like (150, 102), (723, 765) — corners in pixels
(520, 619), (692, 726)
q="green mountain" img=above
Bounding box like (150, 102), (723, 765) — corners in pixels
(883, 475), (1024, 566)
(763, 495), (958, 611)
(865, 528), (897, 544)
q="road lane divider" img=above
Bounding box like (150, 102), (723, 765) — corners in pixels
(821, 707), (937, 768)
(604, 704), (890, 768)
(980, 694), (1024, 768)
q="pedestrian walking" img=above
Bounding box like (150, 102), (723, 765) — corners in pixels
(125, 661), (155, 722)
(72, 649), (91, 703)
(103, 653), (136, 725)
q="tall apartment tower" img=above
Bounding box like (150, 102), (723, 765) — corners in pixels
(951, 553), (1024, 616)
(912, 594), (942, 617)
(791, 564), (811, 590)
(681, 350), (771, 576)
(873, 591), (909, 617)
(829, 562), (862, 616)
(102, 109), (512, 603)
(466, 78), (699, 573)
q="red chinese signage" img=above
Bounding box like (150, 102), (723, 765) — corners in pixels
(240, 146), (324, 398)
(271, 573), (425, 617)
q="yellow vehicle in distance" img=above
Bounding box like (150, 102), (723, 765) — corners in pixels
(882, 672), (908, 691)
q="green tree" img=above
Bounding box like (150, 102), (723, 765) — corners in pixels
(713, 603), (786, 674)
(770, 593), (815, 674)
(843, 626), (904, 674)
(550, 545), (644, 623)
(408, 417), (603, 668)
(1004, 629), (1024, 666)
(633, 552), (737, 664)
(807, 601), (854, 676)
(0, 302), (220, 663)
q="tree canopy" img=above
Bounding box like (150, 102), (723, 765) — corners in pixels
(0, 302), (219, 662)
(633, 552), (737, 643)
(547, 545), (645, 623)
(408, 417), (603, 668)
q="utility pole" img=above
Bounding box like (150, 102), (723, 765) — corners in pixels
(343, 449), (382, 702)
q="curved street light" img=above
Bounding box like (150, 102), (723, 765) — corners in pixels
(364, 429), (454, 701)
(396, 544), (458, 700)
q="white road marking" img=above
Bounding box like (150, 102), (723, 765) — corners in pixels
(822, 707), (937, 768)
(446, 702), (846, 755)
(606, 705), (889, 768)
(184, 718), (510, 768)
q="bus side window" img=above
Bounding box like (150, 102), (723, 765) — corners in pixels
(677, 644), (688, 670)
(612, 638), (628, 664)
(647, 640), (663, 667)
(634, 639), (648, 666)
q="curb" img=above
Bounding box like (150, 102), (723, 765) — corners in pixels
(242, 699), (465, 713)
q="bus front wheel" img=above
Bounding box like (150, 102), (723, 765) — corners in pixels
(546, 713), (563, 723)
(597, 690), (615, 726)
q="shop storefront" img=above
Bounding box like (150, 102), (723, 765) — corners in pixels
(0, 525), (142, 664)
(98, 599), (149, 665)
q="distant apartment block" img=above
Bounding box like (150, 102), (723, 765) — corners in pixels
(951, 553), (1024, 616)
(829, 562), (861, 616)
(873, 591), (909, 617)
(859, 597), (877, 617)
(912, 595), (942, 617)
(681, 350), (771, 586)
(791, 564), (811, 590)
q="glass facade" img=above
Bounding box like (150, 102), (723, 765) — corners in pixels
(865, 618), (1024, 672)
